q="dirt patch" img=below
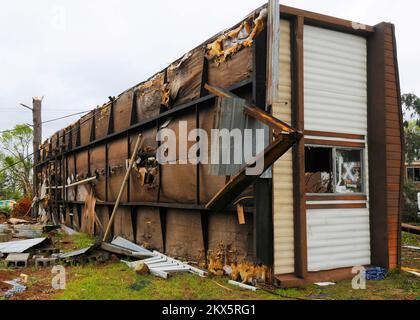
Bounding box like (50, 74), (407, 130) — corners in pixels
(0, 267), (60, 300)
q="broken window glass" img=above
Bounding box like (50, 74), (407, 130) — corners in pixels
(305, 146), (365, 194)
(335, 149), (363, 194)
(305, 147), (334, 193)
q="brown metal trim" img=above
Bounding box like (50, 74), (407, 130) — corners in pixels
(281, 5), (375, 36)
(391, 24), (404, 270)
(367, 23), (390, 268)
(307, 203), (367, 210)
(306, 195), (367, 202)
(292, 15), (308, 279)
(304, 130), (365, 141)
(305, 139), (365, 149)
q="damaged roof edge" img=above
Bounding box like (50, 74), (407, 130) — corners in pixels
(43, 3), (374, 144)
(0, 238), (49, 254)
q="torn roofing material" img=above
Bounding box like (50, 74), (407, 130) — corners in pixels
(111, 236), (155, 257)
(57, 246), (95, 259)
(0, 238), (49, 254)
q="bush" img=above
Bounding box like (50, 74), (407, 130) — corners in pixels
(11, 197), (32, 218)
(403, 182), (419, 223)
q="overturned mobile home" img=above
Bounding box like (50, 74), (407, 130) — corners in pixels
(34, 3), (404, 286)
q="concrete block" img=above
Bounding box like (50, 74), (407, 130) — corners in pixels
(35, 257), (57, 268)
(6, 253), (30, 268)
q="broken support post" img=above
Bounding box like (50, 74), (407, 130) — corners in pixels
(102, 134), (143, 242)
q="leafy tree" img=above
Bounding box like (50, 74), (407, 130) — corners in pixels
(401, 94), (420, 223)
(402, 93), (420, 164)
(404, 120), (420, 164)
(0, 125), (33, 198)
(402, 93), (420, 123)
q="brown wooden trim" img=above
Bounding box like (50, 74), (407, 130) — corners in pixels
(280, 5), (374, 36)
(307, 203), (367, 210)
(305, 139), (365, 148)
(304, 130), (365, 141)
(306, 195), (367, 202)
(292, 15), (308, 279)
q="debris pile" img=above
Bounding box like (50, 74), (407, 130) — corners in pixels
(207, 243), (269, 286)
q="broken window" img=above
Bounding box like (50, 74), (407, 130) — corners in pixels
(305, 146), (365, 194)
(305, 147), (334, 193)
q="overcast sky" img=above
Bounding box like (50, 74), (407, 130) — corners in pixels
(0, 0), (418, 140)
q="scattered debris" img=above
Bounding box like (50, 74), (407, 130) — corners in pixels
(101, 242), (151, 259)
(111, 236), (155, 257)
(60, 224), (79, 236)
(57, 246), (95, 259)
(123, 251), (207, 280)
(211, 279), (233, 292)
(401, 267), (420, 277)
(402, 223), (420, 235)
(3, 278), (27, 299)
(403, 245), (420, 251)
(314, 282), (336, 287)
(19, 274), (28, 284)
(12, 224), (44, 238)
(0, 222), (57, 240)
(134, 262), (150, 275)
(0, 237), (50, 254)
(8, 218), (31, 225)
(365, 267), (388, 281)
(0, 233), (12, 243)
(228, 280), (257, 292)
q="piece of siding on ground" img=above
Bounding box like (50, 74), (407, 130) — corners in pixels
(273, 19), (294, 275)
(304, 25), (368, 136)
(307, 209), (371, 272)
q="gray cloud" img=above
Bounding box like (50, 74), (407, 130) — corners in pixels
(0, 0), (417, 140)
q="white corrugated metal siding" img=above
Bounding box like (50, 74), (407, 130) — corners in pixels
(307, 209), (371, 271)
(273, 19), (294, 275)
(304, 25), (371, 272)
(304, 25), (368, 135)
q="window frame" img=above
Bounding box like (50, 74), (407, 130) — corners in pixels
(305, 144), (366, 196)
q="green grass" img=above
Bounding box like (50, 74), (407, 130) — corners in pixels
(402, 232), (420, 247)
(72, 233), (97, 250)
(56, 263), (275, 300)
(53, 262), (420, 301)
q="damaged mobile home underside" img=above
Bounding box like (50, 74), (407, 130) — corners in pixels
(34, 3), (404, 286)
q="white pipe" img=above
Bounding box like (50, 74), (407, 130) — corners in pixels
(228, 280), (258, 292)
